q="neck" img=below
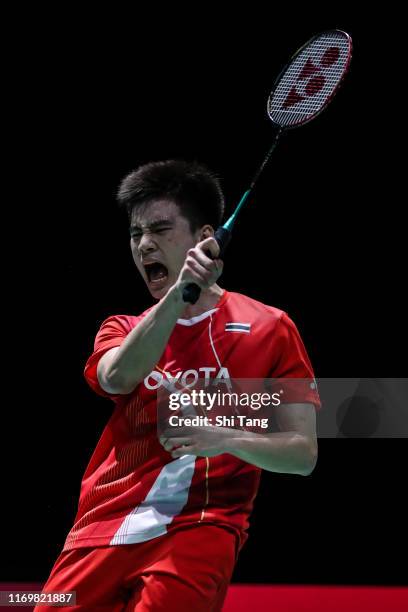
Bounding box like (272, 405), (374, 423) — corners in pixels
(179, 284), (224, 320)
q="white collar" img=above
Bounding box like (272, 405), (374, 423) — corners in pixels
(176, 308), (218, 326)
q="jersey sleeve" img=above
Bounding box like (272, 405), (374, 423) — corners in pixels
(268, 312), (321, 408)
(84, 315), (135, 399)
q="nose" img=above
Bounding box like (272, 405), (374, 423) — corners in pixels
(138, 232), (157, 256)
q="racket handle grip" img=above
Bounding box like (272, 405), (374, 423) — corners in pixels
(182, 226), (232, 304)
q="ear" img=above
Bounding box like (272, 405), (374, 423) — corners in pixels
(196, 224), (215, 242)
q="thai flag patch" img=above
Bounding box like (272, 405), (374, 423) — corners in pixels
(225, 322), (251, 333)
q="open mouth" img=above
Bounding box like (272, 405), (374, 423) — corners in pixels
(143, 262), (169, 288)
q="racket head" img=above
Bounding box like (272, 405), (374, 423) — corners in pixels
(267, 30), (352, 129)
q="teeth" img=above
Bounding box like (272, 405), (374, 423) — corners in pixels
(144, 262), (168, 284)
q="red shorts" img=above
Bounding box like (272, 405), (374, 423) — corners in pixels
(34, 525), (238, 611)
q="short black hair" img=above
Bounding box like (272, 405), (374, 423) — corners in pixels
(116, 159), (225, 232)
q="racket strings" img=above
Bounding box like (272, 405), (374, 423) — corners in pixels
(268, 32), (351, 127)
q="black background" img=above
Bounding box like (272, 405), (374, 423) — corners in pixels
(3, 8), (406, 587)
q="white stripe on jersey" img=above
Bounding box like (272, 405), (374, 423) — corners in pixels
(110, 454), (196, 545)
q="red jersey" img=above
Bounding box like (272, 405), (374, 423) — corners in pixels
(63, 290), (319, 552)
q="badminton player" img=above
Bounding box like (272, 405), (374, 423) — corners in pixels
(35, 159), (319, 611)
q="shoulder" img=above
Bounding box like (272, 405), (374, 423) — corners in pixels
(97, 306), (155, 335)
(224, 291), (286, 326)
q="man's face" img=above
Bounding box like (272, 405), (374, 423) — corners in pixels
(130, 199), (200, 299)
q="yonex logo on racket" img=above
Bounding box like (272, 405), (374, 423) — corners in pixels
(282, 46), (341, 109)
(267, 30), (352, 128)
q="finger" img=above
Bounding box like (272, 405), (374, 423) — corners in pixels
(197, 236), (220, 259)
(187, 257), (210, 277)
(185, 258), (212, 286)
(193, 250), (224, 276)
(188, 258), (223, 288)
(213, 258), (224, 274)
(171, 445), (196, 458)
(163, 438), (192, 451)
(190, 247), (214, 271)
(163, 426), (194, 438)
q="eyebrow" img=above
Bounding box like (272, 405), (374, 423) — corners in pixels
(129, 218), (174, 233)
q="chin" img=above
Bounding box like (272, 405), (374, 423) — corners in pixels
(148, 283), (170, 301)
